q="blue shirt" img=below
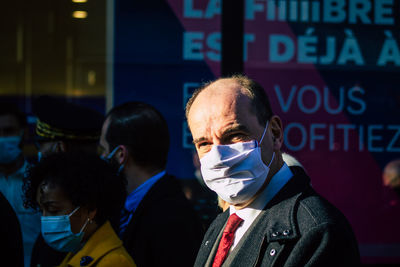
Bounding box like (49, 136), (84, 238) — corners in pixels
(119, 170), (166, 236)
(0, 161), (41, 267)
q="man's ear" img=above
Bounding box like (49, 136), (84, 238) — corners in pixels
(116, 145), (129, 165)
(270, 115), (283, 151)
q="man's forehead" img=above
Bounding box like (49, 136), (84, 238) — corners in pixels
(192, 80), (250, 112)
(188, 81), (256, 136)
(204, 78), (249, 96)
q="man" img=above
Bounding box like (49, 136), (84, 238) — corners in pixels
(31, 96), (104, 267)
(186, 75), (360, 267)
(99, 101), (203, 267)
(0, 103), (40, 267)
(383, 159), (400, 198)
(0, 191), (24, 267)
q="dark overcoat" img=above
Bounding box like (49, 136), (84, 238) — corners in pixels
(122, 174), (204, 267)
(0, 192), (24, 267)
(194, 167), (360, 267)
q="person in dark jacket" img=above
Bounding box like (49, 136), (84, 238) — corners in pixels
(99, 101), (204, 267)
(0, 191), (23, 267)
(186, 75), (360, 267)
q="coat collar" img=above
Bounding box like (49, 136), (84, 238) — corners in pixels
(122, 174), (181, 242)
(223, 171), (308, 266)
(60, 221), (123, 266)
(196, 166), (311, 267)
(262, 166), (310, 242)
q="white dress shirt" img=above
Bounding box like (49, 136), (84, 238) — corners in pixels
(229, 163), (293, 250)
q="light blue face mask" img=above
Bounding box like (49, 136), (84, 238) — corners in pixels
(41, 206), (90, 253)
(0, 135), (22, 164)
(101, 146), (125, 174)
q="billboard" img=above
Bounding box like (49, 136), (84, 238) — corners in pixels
(113, 0), (400, 263)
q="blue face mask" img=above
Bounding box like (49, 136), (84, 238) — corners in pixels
(101, 146), (125, 174)
(41, 206), (89, 253)
(0, 135), (22, 164)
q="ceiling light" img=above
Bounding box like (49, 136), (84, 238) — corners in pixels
(72, 11), (88, 19)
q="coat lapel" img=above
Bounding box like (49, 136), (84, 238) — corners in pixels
(194, 211), (229, 267)
(223, 168), (309, 267)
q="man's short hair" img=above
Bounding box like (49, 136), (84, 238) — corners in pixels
(185, 75), (274, 127)
(0, 102), (27, 128)
(105, 102), (170, 171)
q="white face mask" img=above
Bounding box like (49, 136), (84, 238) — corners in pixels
(200, 122), (274, 205)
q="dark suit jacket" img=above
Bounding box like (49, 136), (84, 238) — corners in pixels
(194, 167), (360, 267)
(122, 174), (204, 267)
(0, 191), (24, 267)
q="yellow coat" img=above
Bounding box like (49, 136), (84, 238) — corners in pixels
(58, 221), (136, 267)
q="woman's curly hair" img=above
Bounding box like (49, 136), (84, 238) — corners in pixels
(23, 152), (126, 231)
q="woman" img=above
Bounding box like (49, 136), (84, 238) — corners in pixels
(24, 152), (135, 267)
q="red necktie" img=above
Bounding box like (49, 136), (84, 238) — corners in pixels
(212, 213), (244, 267)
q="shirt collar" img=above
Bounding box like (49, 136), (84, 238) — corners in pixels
(15, 160), (28, 175)
(230, 163), (293, 220)
(124, 170), (166, 212)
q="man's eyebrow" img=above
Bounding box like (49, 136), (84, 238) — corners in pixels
(192, 125), (251, 144)
(193, 137), (207, 145)
(221, 124), (250, 136)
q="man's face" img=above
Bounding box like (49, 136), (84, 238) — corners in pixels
(0, 114), (21, 137)
(187, 79), (275, 165)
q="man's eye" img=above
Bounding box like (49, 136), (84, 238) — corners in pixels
(197, 140), (211, 148)
(230, 133), (248, 142)
(196, 142), (212, 154)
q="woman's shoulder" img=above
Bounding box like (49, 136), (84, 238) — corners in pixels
(96, 247), (136, 267)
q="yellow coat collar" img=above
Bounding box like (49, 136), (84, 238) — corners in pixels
(59, 221), (125, 266)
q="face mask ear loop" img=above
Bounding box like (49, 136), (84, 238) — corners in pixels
(79, 218), (90, 233)
(267, 152), (275, 168)
(118, 164), (125, 175)
(258, 121), (270, 146)
(68, 206), (81, 217)
(107, 146), (121, 160)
